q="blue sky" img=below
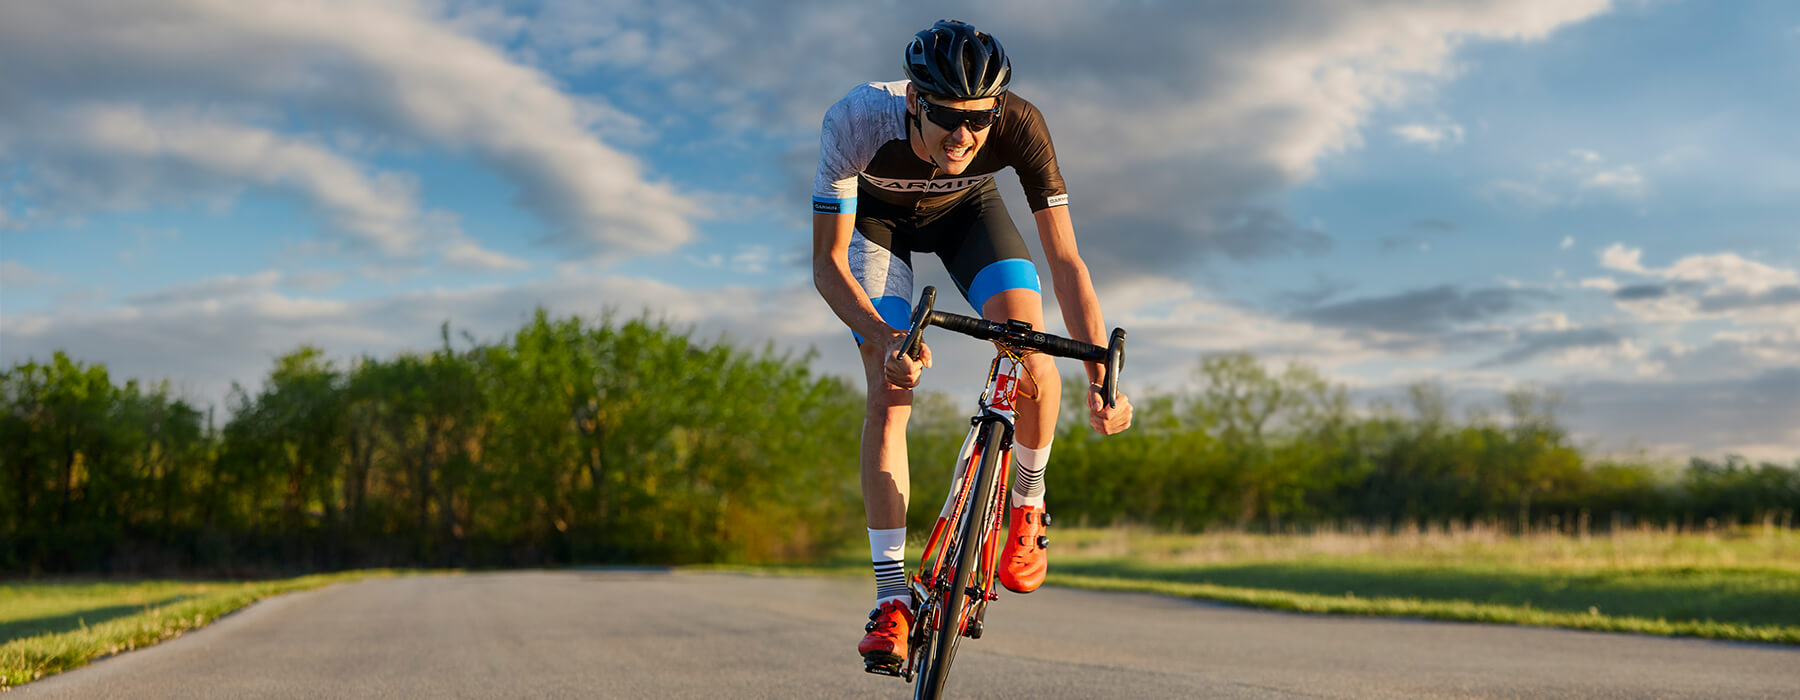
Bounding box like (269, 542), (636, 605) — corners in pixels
(3, 0), (1796, 460)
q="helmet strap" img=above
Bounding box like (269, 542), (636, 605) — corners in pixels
(904, 106), (941, 176)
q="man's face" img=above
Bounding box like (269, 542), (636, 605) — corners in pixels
(909, 87), (1000, 175)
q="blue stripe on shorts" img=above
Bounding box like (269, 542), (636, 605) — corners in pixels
(852, 295), (914, 344)
(965, 259), (1041, 315)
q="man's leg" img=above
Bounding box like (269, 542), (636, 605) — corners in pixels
(856, 334), (916, 668)
(981, 288), (1059, 457)
(983, 289), (1059, 594)
(858, 335), (911, 536)
(837, 212), (919, 667)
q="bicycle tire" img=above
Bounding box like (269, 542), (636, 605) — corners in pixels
(914, 419), (1006, 700)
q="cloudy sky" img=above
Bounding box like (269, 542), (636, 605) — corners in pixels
(3, 0), (1796, 461)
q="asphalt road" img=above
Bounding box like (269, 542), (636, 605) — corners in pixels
(18, 570), (1800, 699)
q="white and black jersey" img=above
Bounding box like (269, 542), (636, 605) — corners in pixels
(812, 81), (1068, 218)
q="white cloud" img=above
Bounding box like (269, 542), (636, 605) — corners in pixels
(685, 245), (777, 275)
(442, 239), (530, 272)
(1035, 0), (1612, 192)
(39, 105), (426, 255)
(1495, 148), (1655, 211)
(1603, 243), (1799, 294)
(1099, 277), (1406, 393)
(1579, 277), (1620, 291)
(731, 245), (774, 275)
(0, 0), (700, 258)
(1549, 337), (1645, 370)
(1391, 123), (1466, 148)
(1560, 236), (1574, 249)
(1660, 253), (1799, 294)
(503, 0), (1612, 275)
(1532, 312), (1573, 331)
(1, 261), (61, 289)
(1599, 243), (1648, 274)
(1597, 244), (1800, 331)
(126, 271), (283, 306)
(1582, 165), (1646, 197)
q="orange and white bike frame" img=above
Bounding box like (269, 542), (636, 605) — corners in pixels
(909, 347), (1030, 652)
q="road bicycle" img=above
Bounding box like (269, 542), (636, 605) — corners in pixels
(863, 286), (1125, 699)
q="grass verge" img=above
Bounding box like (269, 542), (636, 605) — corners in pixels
(0, 570), (406, 689)
(1046, 525), (1800, 645)
(1048, 571), (1800, 645)
(737, 525), (1800, 645)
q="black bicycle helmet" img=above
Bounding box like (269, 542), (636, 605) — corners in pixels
(903, 20), (1011, 99)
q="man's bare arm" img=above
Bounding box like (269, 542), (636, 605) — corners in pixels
(813, 212), (893, 342)
(1032, 205), (1107, 386)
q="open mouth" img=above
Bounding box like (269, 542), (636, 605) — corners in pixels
(943, 142), (972, 162)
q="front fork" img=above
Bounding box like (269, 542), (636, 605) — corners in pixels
(908, 414), (1013, 661)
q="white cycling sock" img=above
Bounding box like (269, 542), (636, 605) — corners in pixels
(869, 527), (909, 607)
(1010, 438), (1051, 509)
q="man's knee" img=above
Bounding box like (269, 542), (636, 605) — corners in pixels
(858, 335), (890, 363)
(1021, 354), (1059, 401)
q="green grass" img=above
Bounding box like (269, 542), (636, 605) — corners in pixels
(1047, 524), (1800, 645)
(0, 571), (408, 689)
(751, 523), (1800, 644)
(1047, 573), (1800, 644)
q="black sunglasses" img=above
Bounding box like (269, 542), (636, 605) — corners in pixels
(917, 95), (1002, 132)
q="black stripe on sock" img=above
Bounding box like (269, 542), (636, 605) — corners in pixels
(873, 560), (908, 601)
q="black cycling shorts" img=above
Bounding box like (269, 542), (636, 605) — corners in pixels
(846, 179), (1041, 342)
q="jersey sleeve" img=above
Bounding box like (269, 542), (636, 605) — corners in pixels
(812, 96), (862, 215)
(1001, 96), (1068, 211)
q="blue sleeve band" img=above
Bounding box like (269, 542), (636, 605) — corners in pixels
(965, 258), (1041, 315)
(813, 197), (856, 215)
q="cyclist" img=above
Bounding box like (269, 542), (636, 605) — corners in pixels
(810, 19), (1134, 670)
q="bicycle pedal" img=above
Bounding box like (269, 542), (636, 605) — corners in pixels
(863, 659), (904, 678)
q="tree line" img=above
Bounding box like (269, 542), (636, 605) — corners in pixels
(3, 312), (1796, 575)
(1045, 354), (1799, 533)
(2, 311), (862, 575)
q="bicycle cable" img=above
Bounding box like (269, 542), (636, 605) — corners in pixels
(992, 342), (1042, 402)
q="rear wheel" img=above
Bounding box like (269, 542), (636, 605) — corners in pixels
(913, 420), (1005, 700)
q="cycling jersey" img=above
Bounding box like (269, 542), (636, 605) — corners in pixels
(812, 81), (1068, 218)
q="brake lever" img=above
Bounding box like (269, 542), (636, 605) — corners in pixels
(901, 286), (937, 360)
(1103, 328), (1126, 409)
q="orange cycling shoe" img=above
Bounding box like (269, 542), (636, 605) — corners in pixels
(999, 505), (1050, 593)
(858, 599), (914, 668)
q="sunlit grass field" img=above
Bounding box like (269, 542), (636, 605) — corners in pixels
(1048, 523), (1800, 643)
(1056, 520), (1800, 570)
(0, 571), (404, 689)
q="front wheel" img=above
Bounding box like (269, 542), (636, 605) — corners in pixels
(913, 420), (1006, 699)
